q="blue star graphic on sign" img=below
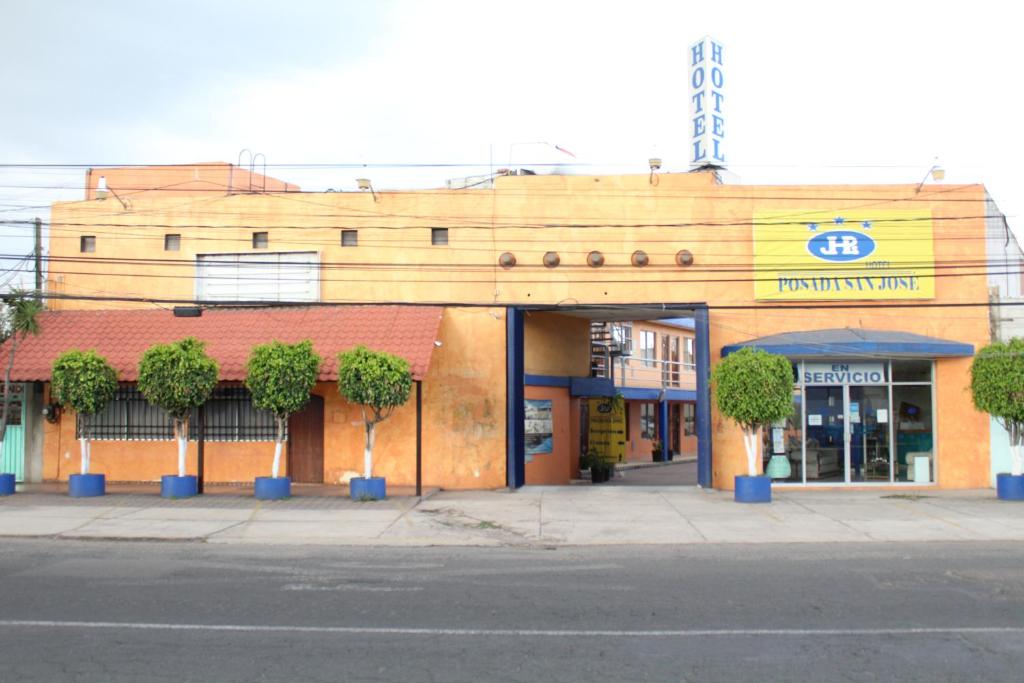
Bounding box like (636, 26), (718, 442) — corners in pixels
(861, 221), (872, 230)
(833, 216), (845, 225)
(807, 222), (819, 231)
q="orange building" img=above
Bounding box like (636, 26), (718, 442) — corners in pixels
(3, 164), (1021, 491)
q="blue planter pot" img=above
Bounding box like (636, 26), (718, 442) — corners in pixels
(161, 475), (198, 499)
(0, 473), (15, 496)
(68, 473), (105, 498)
(996, 473), (1024, 501)
(735, 475), (771, 503)
(254, 476), (291, 500)
(350, 477), (386, 501)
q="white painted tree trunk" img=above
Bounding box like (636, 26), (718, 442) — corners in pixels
(743, 426), (760, 476)
(176, 420), (188, 478)
(80, 437), (90, 475)
(364, 421), (376, 479)
(272, 441), (283, 478)
(271, 416), (285, 478)
(1012, 422), (1024, 476)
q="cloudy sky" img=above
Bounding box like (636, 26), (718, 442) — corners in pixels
(1, 0), (1021, 288)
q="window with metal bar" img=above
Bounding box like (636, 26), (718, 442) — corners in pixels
(78, 386), (280, 441)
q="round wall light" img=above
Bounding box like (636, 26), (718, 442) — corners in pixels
(631, 250), (649, 267)
(675, 249), (694, 266)
(498, 252), (517, 268)
(543, 251), (561, 268)
(587, 251), (605, 267)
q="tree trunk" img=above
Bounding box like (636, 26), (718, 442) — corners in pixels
(364, 421), (376, 479)
(80, 414), (90, 474)
(271, 416), (285, 478)
(176, 418), (188, 478)
(1012, 422), (1024, 476)
(0, 332), (21, 445)
(743, 425), (760, 477)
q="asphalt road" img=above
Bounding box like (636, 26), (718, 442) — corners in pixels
(0, 539), (1022, 682)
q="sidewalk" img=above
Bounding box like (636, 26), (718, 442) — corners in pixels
(0, 484), (1021, 547)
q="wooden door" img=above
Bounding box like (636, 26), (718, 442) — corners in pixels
(288, 395), (324, 483)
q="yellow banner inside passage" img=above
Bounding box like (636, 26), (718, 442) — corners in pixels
(588, 397), (626, 464)
(753, 209), (934, 301)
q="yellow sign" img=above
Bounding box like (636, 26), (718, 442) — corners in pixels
(753, 209), (934, 300)
(588, 397), (626, 464)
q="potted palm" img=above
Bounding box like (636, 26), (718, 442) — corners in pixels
(971, 339), (1024, 500)
(712, 347), (794, 503)
(245, 340), (322, 500)
(50, 350), (118, 497)
(582, 448), (614, 484)
(137, 338), (218, 499)
(651, 439), (664, 462)
(337, 346), (412, 501)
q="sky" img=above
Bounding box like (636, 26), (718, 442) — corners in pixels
(1, 0), (1022, 289)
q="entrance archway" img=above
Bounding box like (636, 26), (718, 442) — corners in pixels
(508, 304), (712, 488)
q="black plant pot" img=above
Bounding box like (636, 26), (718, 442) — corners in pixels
(591, 466), (612, 484)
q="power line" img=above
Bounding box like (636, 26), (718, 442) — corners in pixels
(12, 251), (1022, 275)
(29, 289), (1024, 311)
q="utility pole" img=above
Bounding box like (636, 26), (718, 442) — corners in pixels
(33, 217), (42, 302)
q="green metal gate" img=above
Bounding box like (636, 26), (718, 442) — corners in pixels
(1, 385), (25, 482)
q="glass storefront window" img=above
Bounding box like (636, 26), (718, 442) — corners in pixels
(762, 390), (803, 483)
(893, 385), (934, 483)
(779, 359), (934, 486)
(892, 360), (932, 383)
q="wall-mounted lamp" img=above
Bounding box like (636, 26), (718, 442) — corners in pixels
(649, 157), (662, 186)
(915, 158), (945, 193)
(42, 402), (61, 423)
(356, 178), (379, 202)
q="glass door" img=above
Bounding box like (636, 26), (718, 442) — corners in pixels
(804, 386), (845, 482)
(848, 386), (891, 482)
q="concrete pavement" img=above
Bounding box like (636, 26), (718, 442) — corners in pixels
(1, 482), (1022, 546)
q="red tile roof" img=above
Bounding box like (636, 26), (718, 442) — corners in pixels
(0, 306), (443, 382)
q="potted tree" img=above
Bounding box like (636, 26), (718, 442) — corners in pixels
(337, 345), (412, 501)
(971, 339), (1024, 500)
(0, 292), (41, 496)
(50, 350), (118, 497)
(582, 448), (614, 484)
(245, 340), (322, 500)
(651, 439), (664, 462)
(137, 338), (218, 499)
(712, 347), (794, 503)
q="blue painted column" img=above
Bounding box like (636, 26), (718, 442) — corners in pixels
(695, 305), (713, 488)
(658, 399), (670, 462)
(506, 307), (525, 489)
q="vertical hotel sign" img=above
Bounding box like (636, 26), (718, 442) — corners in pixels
(753, 210), (935, 300)
(689, 36), (725, 168)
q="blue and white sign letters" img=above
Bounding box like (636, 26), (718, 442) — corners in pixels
(803, 362), (885, 385)
(807, 231), (877, 263)
(689, 36), (725, 168)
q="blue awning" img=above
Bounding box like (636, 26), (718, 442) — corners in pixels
(721, 328), (973, 359)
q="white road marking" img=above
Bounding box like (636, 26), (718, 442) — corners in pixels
(0, 620), (1022, 638)
(282, 583), (423, 592)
